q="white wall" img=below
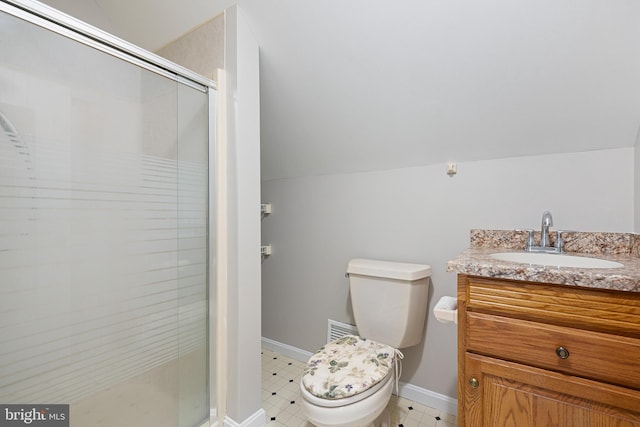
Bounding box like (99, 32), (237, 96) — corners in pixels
(636, 135), (640, 233)
(261, 148), (634, 400)
(223, 6), (264, 426)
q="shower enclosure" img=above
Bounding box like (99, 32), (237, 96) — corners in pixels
(0, 1), (214, 426)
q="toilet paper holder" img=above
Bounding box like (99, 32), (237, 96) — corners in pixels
(433, 296), (458, 324)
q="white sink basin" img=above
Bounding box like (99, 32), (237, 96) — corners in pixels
(489, 252), (623, 269)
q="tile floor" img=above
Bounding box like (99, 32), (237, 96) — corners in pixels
(262, 348), (457, 427)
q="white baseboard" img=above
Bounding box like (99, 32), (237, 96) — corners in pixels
(224, 408), (266, 427)
(261, 337), (458, 417)
(397, 382), (458, 416)
(261, 337), (312, 363)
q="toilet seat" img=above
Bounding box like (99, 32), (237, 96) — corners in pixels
(300, 369), (395, 427)
(301, 335), (399, 404)
(300, 368), (392, 407)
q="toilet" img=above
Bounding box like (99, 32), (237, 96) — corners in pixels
(300, 258), (431, 427)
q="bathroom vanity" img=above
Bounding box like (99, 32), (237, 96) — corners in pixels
(448, 230), (640, 427)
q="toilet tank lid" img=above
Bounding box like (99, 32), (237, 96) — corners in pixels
(347, 258), (432, 281)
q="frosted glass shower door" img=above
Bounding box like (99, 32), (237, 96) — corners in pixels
(0, 5), (210, 427)
(177, 81), (210, 427)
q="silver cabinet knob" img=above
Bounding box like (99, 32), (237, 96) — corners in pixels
(556, 346), (570, 359)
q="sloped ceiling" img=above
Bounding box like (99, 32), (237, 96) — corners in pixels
(38, 0), (231, 51)
(37, 0), (640, 180)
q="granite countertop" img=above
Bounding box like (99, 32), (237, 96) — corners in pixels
(447, 230), (640, 293)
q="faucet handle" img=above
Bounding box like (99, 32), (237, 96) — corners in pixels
(555, 230), (576, 252)
(516, 229), (535, 251)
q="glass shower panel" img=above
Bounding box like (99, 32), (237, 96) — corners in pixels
(176, 82), (209, 426)
(0, 6), (209, 427)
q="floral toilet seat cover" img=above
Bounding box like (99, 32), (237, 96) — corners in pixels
(301, 335), (400, 400)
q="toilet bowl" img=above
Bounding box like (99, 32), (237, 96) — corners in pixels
(300, 259), (432, 427)
(300, 335), (397, 427)
(300, 369), (394, 427)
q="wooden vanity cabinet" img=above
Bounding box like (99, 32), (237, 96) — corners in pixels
(458, 275), (640, 427)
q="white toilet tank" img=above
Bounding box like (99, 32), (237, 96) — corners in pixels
(347, 258), (431, 348)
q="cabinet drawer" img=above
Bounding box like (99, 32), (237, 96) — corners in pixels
(465, 276), (640, 337)
(467, 311), (640, 390)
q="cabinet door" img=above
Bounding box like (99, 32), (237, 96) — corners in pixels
(464, 353), (640, 427)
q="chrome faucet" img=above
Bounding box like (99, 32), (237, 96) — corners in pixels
(540, 211), (553, 248)
(524, 211), (566, 253)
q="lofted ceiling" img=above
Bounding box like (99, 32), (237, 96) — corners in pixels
(37, 0), (640, 180)
(37, 0), (231, 51)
